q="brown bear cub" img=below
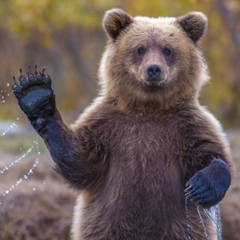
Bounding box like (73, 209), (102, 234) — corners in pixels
(13, 8), (232, 240)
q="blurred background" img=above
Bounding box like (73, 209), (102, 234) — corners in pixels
(0, 0), (240, 239)
(0, 0), (239, 127)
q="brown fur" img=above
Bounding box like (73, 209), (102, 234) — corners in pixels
(56, 9), (232, 240)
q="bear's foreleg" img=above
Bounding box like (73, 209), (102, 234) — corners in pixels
(12, 66), (105, 189)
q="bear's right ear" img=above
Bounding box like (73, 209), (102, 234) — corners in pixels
(103, 8), (133, 40)
(177, 12), (208, 43)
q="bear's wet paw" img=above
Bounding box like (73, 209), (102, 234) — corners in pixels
(185, 159), (231, 208)
(12, 65), (55, 119)
(185, 172), (217, 208)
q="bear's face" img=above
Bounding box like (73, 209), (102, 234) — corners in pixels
(100, 9), (209, 107)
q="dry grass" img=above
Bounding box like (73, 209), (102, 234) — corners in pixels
(0, 134), (77, 240)
(0, 130), (240, 239)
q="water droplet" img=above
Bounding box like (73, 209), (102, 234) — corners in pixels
(197, 205), (209, 239)
(0, 91), (43, 203)
(203, 205), (222, 240)
(185, 199), (193, 240)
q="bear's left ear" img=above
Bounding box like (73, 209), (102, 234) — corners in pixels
(103, 8), (133, 40)
(177, 12), (208, 43)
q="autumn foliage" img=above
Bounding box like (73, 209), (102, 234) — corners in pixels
(0, 0), (239, 127)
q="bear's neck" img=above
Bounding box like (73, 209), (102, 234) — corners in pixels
(106, 92), (197, 115)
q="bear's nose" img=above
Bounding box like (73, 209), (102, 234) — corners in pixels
(147, 64), (162, 80)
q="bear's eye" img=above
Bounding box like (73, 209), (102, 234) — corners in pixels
(137, 47), (146, 56)
(163, 47), (172, 57)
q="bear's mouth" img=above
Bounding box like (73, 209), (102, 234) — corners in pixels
(142, 78), (166, 87)
(140, 79), (166, 92)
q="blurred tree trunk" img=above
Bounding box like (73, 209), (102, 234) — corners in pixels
(216, 0), (240, 126)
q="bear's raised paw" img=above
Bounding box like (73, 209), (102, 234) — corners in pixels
(12, 65), (55, 121)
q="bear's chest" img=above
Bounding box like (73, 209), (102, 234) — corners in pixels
(99, 114), (187, 198)
(105, 114), (185, 170)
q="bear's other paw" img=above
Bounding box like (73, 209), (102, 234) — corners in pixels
(185, 158), (231, 208)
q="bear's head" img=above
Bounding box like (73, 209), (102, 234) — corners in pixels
(99, 9), (209, 110)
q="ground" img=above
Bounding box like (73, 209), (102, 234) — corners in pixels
(0, 131), (77, 240)
(0, 125), (239, 240)
(220, 129), (240, 240)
